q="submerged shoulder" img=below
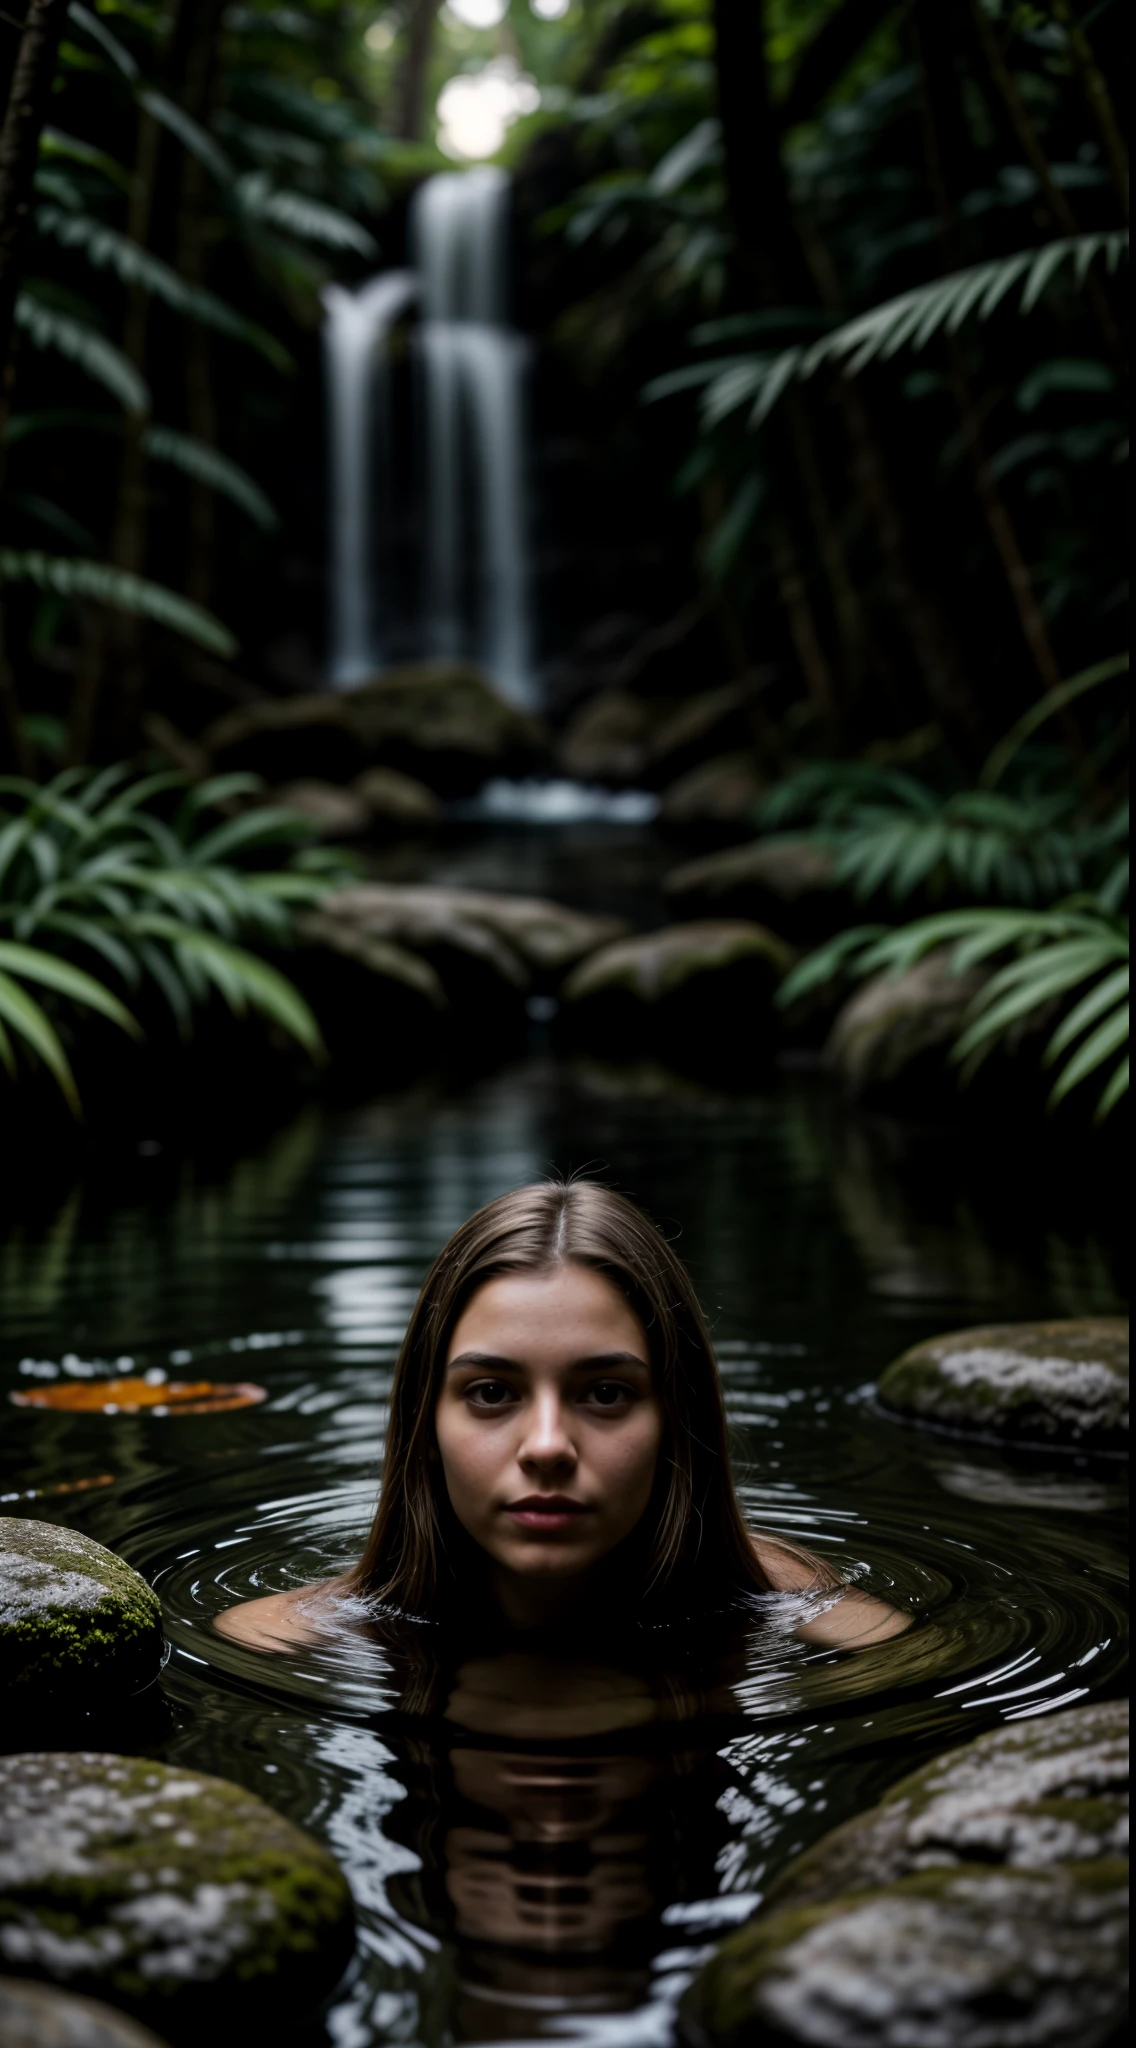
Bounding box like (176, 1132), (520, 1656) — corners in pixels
(214, 1579), (344, 1651)
(751, 1532), (837, 1592)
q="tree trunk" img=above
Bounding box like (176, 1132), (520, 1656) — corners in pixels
(396, 0), (442, 142)
(1049, 0), (1128, 220)
(0, 0), (73, 772)
(913, 0), (1082, 747)
(176, 0), (227, 612)
(966, 0), (1122, 366)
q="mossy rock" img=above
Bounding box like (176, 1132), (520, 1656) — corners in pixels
(0, 1753), (354, 2039)
(681, 1860), (1129, 2048)
(764, 1700), (1128, 1913)
(562, 920), (794, 1051)
(0, 1977), (170, 2048)
(0, 1522), (163, 1706)
(877, 1319), (1128, 1453)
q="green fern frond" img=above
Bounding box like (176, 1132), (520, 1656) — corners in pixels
(15, 292), (148, 412)
(235, 173), (378, 255)
(144, 428), (278, 529)
(0, 552), (237, 657)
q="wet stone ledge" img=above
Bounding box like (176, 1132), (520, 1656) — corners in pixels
(876, 1320), (1129, 1454)
(0, 1520), (163, 1708)
(0, 1976), (171, 2048)
(681, 1700), (1129, 2048)
(0, 1753), (354, 2042)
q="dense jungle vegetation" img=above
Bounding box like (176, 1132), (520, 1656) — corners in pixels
(0, 0), (1127, 1123)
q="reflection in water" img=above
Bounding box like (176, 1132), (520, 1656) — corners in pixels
(1, 1060), (1126, 2046)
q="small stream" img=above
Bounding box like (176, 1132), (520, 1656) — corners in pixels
(2, 1047), (1126, 2046)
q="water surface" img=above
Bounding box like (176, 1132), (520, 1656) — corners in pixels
(2, 1059), (1127, 2047)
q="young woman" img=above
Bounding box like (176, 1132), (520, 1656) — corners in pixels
(217, 1180), (906, 1653)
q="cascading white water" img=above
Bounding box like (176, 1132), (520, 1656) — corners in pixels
(323, 270), (416, 688)
(412, 166), (532, 707)
(323, 167), (532, 704)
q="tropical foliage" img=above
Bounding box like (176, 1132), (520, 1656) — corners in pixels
(0, 766), (346, 1109)
(779, 901), (1129, 1120)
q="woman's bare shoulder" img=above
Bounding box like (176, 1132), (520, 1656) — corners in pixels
(751, 1532), (911, 1647)
(213, 1579), (345, 1652)
(751, 1532), (837, 1591)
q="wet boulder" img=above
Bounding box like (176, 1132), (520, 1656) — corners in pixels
(682, 1701), (1129, 2048)
(301, 884), (625, 1006)
(877, 1320), (1128, 1454)
(659, 755), (766, 838)
(0, 1978), (170, 2048)
(272, 780), (371, 839)
(682, 1862), (1128, 2048)
(825, 950), (985, 1103)
(204, 664), (547, 796)
(0, 1753), (354, 2038)
(344, 664), (547, 794)
(647, 682), (761, 785)
(664, 835), (838, 934)
(0, 1521), (163, 1709)
(765, 1701), (1129, 1910)
(353, 765), (443, 828)
(557, 689), (655, 787)
(562, 920), (794, 1052)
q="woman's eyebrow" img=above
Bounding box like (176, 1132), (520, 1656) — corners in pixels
(446, 1349), (650, 1372)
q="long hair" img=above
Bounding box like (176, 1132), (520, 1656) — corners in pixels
(349, 1180), (772, 1618)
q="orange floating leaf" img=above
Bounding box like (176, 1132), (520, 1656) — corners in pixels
(0, 1473), (115, 1502)
(10, 1377), (268, 1416)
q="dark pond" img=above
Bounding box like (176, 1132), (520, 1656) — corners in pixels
(1, 1035), (1128, 2046)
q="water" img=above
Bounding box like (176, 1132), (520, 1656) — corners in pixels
(324, 168), (532, 704)
(413, 168), (531, 706)
(1, 1062), (1126, 2047)
(324, 271), (418, 687)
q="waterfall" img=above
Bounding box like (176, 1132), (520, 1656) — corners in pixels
(323, 166), (532, 706)
(323, 270), (417, 688)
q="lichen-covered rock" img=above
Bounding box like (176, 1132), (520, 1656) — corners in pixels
(659, 755), (766, 835)
(353, 764), (443, 826)
(272, 780), (371, 838)
(557, 689), (654, 786)
(0, 1522), (163, 1706)
(204, 664), (547, 795)
(765, 1701), (1128, 1912)
(0, 1754), (353, 2035)
(825, 950), (986, 1100)
(877, 1320), (1128, 1453)
(0, 1977), (170, 2048)
(682, 1862), (1128, 2048)
(664, 836), (838, 931)
(681, 1702), (1129, 2048)
(562, 920), (794, 1009)
(303, 883), (625, 999)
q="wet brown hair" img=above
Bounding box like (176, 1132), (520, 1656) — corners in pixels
(349, 1180), (773, 1619)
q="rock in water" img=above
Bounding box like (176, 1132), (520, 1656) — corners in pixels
(825, 950), (985, 1102)
(562, 921), (794, 1049)
(877, 1320), (1128, 1453)
(683, 1864), (1128, 2048)
(0, 1521), (163, 1706)
(272, 780), (371, 839)
(664, 837), (838, 934)
(0, 1977), (170, 2047)
(0, 1753), (354, 2036)
(681, 1701), (1129, 2048)
(764, 1701), (1128, 1910)
(659, 755), (767, 836)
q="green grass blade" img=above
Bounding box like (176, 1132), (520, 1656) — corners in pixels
(1095, 1056), (1129, 1120)
(0, 970), (81, 1113)
(1048, 1006), (1129, 1105)
(1046, 967), (1130, 1059)
(0, 942), (140, 1035)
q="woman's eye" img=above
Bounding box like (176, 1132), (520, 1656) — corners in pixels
(586, 1382), (633, 1408)
(467, 1380), (515, 1409)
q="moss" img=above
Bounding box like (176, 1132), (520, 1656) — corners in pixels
(0, 1520), (162, 1699)
(0, 1752), (353, 2030)
(876, 1318), (1129, 1448)
(683, 1860), (1129, 2047)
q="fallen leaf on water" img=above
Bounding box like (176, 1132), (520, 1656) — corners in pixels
(10, 1377), (268, 1416)
(0, 1474), (115, 1502)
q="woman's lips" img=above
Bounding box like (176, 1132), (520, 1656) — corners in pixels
(504, 1496), (593, 1532)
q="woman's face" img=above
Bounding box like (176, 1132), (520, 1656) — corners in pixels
(435, 1263), (663, 1622)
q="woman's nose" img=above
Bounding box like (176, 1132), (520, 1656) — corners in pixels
(518, 1393), (576, 1471)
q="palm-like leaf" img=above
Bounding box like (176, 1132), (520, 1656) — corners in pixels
(0, 552), (237, 658)
(143, 428), (278, 529)
(15, 292), (149, 412)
